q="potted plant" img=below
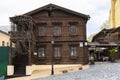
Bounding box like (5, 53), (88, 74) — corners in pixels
(108, 47), (117, 62)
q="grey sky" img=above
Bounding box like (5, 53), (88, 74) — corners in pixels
(0, 0), (110, 37)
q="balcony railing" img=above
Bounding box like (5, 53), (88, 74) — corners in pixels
(10, 31), (31, 39)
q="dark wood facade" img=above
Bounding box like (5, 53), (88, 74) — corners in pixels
(90, 27), (120, 61)
(10, 4), (90, 67)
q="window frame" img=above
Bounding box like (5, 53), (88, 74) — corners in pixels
(54, 25), (61, 36)
(70, 46), (77, 58)
(2, 41), (5, 46)
(54, 46), (61, 59)
(39, 25), (46, 36)
(70, 24), (77, 35)
(37, 47), (45, 59)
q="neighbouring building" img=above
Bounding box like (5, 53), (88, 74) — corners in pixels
(89, 0), (120, 61)
(89, 27), (120, 61)
(7, 4), (90, 76)
(110, 0), (120, 28)
(0, 30), (10, 46)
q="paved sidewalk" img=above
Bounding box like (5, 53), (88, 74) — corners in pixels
(6, 64), (88, 80)
(33, 61), (120, 80)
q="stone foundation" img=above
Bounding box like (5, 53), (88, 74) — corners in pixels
(7, 65), (14, 76)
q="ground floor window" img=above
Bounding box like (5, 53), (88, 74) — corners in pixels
(38, 48), (45, 58)
(70, 46), (77, 57)
(54, 47), (61, 58)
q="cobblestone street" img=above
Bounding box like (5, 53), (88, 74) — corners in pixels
(33, 61), (120, 80)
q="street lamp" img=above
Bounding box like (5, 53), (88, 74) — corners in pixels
(51, 40), (54, 75)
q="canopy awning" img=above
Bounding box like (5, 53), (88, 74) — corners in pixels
(88, 42), (118, 47)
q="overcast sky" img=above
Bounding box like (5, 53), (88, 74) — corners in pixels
(0, 0), (111, 37)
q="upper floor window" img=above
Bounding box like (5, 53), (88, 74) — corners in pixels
(54, 25), (61, 36)
(11, 23), (17, 32)
(39, 26), (45, 36)
(38, 48), (45, 58)
(7, 42), (9, 46)
(70, 24), (77, 35)
(54, 47), (61, 58)
(2, 41), (5, 46)
(70, 46), (77, 57)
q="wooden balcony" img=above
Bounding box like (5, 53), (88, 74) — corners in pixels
(10, 31), (31, 40)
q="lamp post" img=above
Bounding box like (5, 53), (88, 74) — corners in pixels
(51, 40), (54, 75)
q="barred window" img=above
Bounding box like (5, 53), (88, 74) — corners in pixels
(38, 48), (45, 58)
(54, 47), (61, 58)
(54, 25), (61, 36)
(39, 26), (45, 36)
(71, 46), (77, 57)
(70, 24), (77, 35)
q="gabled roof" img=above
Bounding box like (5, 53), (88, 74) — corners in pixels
(24, 3), (90, 20)
(92, 28), (113, 42)
(0, 30), (9, 36)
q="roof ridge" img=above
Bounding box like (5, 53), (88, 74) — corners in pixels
(24, 3), (90, 20)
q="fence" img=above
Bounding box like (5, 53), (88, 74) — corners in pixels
(0, 47), (9, 77)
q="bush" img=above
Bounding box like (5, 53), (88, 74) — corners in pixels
(109, 47), (117, 62)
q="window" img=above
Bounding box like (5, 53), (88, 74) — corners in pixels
(70, 46), (77, 57)
(54, 47), (61, 58)
(2, 41), (5, 46)
(38, 48), (45, 58)
(11, 23), (17, 32)
(7, 42), (9, 46)
(54, 25), (61, 36)
(70, 24), (77, 35)
(39, 26), (45, 36)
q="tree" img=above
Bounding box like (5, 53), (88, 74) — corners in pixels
(100, 20), (110, 30)
(87, 19), (110, 42)
(87, 33), (96, 42)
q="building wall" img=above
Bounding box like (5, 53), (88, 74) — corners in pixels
(32, 42), (88, 64)
(29, 8), (88, 64)
(0, 31), (10, 46)
(110, 0), (120, 28)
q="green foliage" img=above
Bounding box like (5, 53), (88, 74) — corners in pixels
(109, 47), (117, 62)
(100, 20), (110, 30)
(87, 33), (96, 42)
